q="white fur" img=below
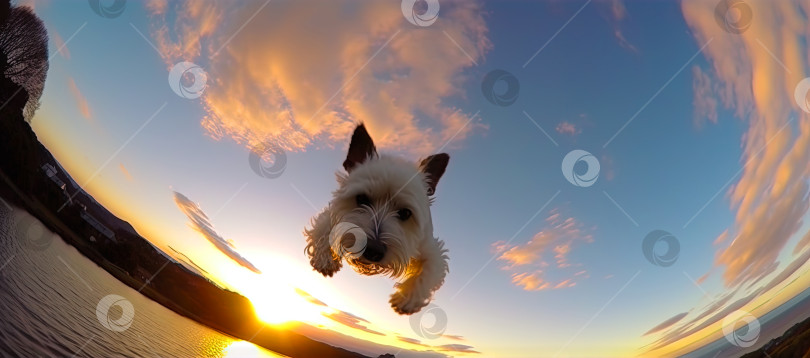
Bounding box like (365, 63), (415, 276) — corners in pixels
(304, 154), (449, 315)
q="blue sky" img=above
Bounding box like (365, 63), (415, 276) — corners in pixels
(21, 0), (810, 357)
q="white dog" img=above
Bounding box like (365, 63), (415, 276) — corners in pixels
(305, 124), (450, 315)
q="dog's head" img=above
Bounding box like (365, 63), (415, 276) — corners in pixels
(328, 124), (449, 278)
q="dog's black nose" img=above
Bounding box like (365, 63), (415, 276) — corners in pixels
(363, 240), (386, 262)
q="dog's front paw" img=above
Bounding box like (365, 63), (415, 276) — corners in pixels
(311, 254), (342, 277)
(390, 291), (428, 315)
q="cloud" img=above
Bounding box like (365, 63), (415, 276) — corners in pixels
(147, 0), (490, 155)
(437, 344), (480, 354)
(295, 288), (328, 307)
(796, 231), (810, 253)
(396, 335), (478, 354)
(510, 271), (551, 291)
(610, 0), (626, 21)
(644, 2), (810, 352)
(442, 334), (465, 341)
(145, 0), (167, 14)
(555, 121), (579, 136)
(322, 310), (384, 336)
(642, 312), (687, 336)
(605, 0), (638, 53)
(647, 243), (810, 352)
(118, 163), (133, 182)
(648, 287), (765, 351)
(691, 65), (719, 128)
(172, 191), (261, 273)
(396, 336), (428, 347)
(67, 77), (92, 121)
(51, 30), (69, 59)
(681, 0), (810, 289)
(494, 210), (593, 291)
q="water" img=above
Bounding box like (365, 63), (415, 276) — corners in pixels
(0, 204), (284, 357)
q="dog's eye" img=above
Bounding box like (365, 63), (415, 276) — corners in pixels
(397, 208), (412, 221)
(356, 194), (372, 207)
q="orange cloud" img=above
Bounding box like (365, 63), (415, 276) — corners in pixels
(443, 334), (465, 341)
(147, 0), (490, 155)
(681, 0), (810, 289)
(555, 121), (579, 136)
(295, 288), (328, 307)
(67, 77), (92, 121)
(691, 65), (719, 127)
(511, 271), (551, 291)
(51, 30), (69, 59)
(437, 344), (480, 354)
(145, 0), (167, 14)
(396, 336), (428, 347)
(322, 310), (384, 336)
(644, 2), (810, 353)
(118, 163), (133, 182)
(604, 0), (638, 53)
(494, 210), (594, 291)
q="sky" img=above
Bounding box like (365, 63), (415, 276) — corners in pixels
(17, 0), (810, 357)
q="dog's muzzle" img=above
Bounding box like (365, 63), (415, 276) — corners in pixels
(362, 239), (386, 262)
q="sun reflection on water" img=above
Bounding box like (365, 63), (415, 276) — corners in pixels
(221, 340), (287, 358)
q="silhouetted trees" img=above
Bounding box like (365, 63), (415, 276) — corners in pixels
(0, 1), (48, 121)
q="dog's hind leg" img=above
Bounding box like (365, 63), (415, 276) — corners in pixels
(390, 238), (449, 315)
(305, 208), (342, 277)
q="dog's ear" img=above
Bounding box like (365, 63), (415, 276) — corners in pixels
(419, 153), (449, 196)
(343, 123), (378, 172)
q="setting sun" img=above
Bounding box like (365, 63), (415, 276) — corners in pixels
(225, 254), (328, 325)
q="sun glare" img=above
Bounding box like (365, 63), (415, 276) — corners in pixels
(223, 253), (328, 325)
(246, 282), (318, 325)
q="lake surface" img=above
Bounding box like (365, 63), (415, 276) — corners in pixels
(0, 204), (284, 357)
